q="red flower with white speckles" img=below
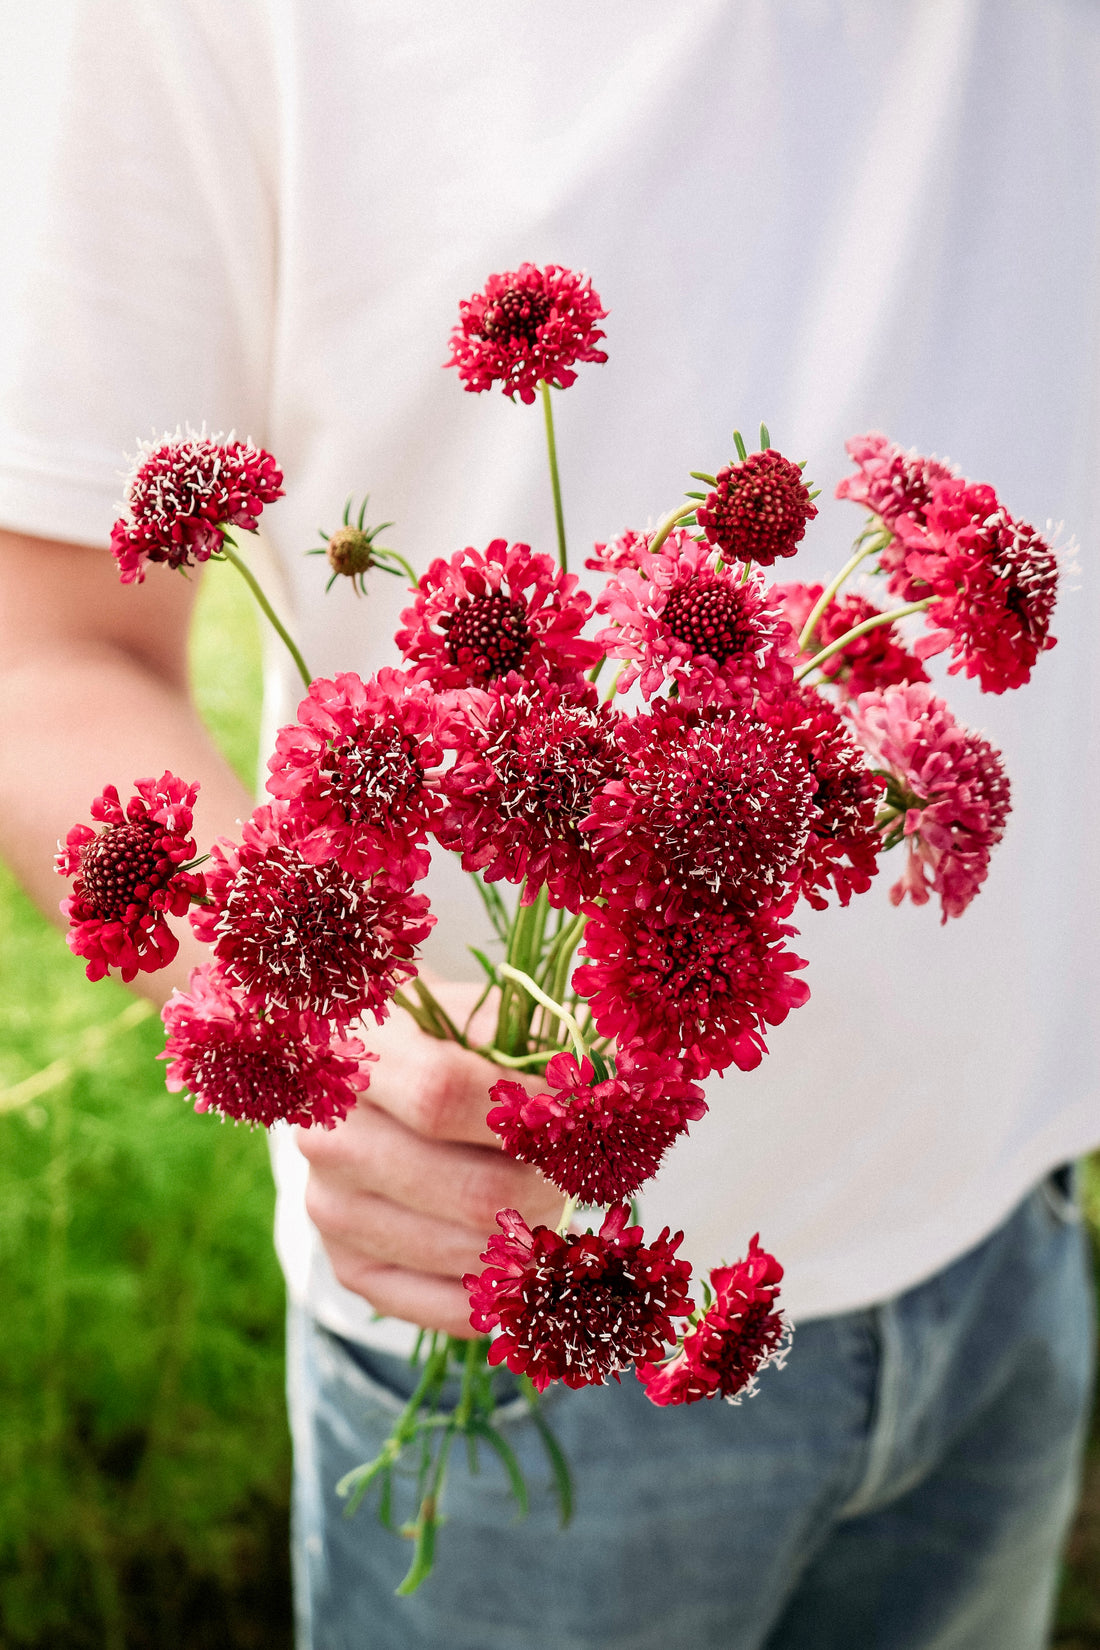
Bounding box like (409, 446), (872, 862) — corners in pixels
(574, 894), (810, 1075)
(190, 801), (433, 1025)
(695, 448), (817, 566)
(764, 689), (883, 910)
(111, 430), (283, 584)
(446, 263), (608, 404)
(772, 581), (929, 698)
(435, 673), (622, 908)
(161, 965), (374, 1129)
(595, 532), (793, 703)
(835, 431), (958, 533)
(486, 1047), (707, 1204)
(582, 701), (814, 915)
(56, 772), (204, 983)
(267, 669), (442, 886)
(637, 1236), (789, 1406)
(585, 527), (652, 574)
(852, 682), (1011, 920)
(464, 1204), (693, 1392)
(397, 540), (600, 692)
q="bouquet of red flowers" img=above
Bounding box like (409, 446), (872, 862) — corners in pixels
(56, 263), (1059, 1591)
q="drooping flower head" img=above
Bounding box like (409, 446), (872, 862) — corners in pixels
(465, 1205), (693, 1392)
(772, 581), (929, 697)
(486, 1047), (707, 1204)
(110, 429), (283, 583)
(637, 1236), (789, 1406)
(190, 801), (433, 1025)
(582, 701), (815, 915)
(574, 894), (810, 1076)
(595, 532), (793, 703)
(56, 772), (204, 982)
(435, 673), (622, 908)
(835, 431), (958, 532)
(695, 448), (817, 566)
(161, 965), (374, 1129)
(397, 539), (599, 692)
(446, 263), (608, 404)
(852, 682), (1011, 921)
(267, 669), (443, 886)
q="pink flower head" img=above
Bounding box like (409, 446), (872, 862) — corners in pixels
(486, 1047), (707, 1204)
(446, 263), (608, 404)
(574, 893), (810, 1076)
(773, 581), (929, 697)
(637, 1236), (789, 1406)
(190, 801), (433, 1025)
(835, 431), (958, 533)
(161, 965), (374, 1129)
(852, 682), (1011, 920)
(695, 449), (817, 566)
(110, 429), (283, 583)
(897, 483), (1059, 694)
(764, 689), (883, 910)
(396, 539), (600, 692)
(267, 669), (443, 886)
(582, 701), (815, 915)
(464, 1204), (693, 1392)
(595, 532), (793, 704)
(56, 772), (204, 982)
(585, 528), (652, 574)
(435, 673), (622, 908)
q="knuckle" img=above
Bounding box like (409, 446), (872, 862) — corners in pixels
(404, 1059), (457, 1139)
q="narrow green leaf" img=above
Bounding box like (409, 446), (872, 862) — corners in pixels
(759, 422), (771, 450)
(732, 430), (748, 461)
(524, 1394), (574, 1526)
(473, 1421), (529, 1517)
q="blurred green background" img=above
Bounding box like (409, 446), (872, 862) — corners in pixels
(0, 566), (1098, 1647)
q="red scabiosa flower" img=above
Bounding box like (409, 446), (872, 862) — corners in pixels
(435, 673), (622, 908)
(695, 449), (817, 566)
(190, 801), (433, 1025)
(852, 682), (1011, 921)
(396, 539), (600, 691)
(110, 429), (283, 583)
(835, 431), (958, 532)
(773, 581), (929, 697)
(595, 532), (793, 704)
(574, 894), (810, 1075)
(56, 772), (204, 982)
(585, 527), (652, 574)
(267, 669), (443, 886)
(765, 690), (883, 910)
(582, 701), (815, 914)
(161, 965), (374, 1129)
(486, 1047), (707, 1204)
(637, 1236), (789, 1406)
(446, 263), (608, 404)
(464, 1205), (693, 1392)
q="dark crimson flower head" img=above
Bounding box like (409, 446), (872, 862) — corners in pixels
(486, 1047), (707, 1204)
(835, 431), (958, 534)
(595, 531), (793, 704)
(582, 700), (815, 914)
(574, 893), (810, 1076)
(852, 682), (1011, 921)
(396, 539), (600, 691)
(465, 1205), (693, 1393)
(161, 965), (374, 1129)
(446, 263), (608, 404)
(435, 673), (622, 908)
(56, 772), (204, 982)
(637, 1236), (789, 1406)
(190, 801), (433, 1025)
(696, 448), (817, 566)
(266, 668), (443, 886)
(110, 429), (283, 584)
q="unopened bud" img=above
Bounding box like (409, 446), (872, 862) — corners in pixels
(326, 525), (374, 578)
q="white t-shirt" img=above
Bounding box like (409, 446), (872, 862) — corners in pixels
(2, 0), (1099, 1346)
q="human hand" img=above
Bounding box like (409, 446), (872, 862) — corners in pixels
(296, 984), (562, 1337)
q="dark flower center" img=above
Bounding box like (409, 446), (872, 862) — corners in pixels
(79, 821), (165, 919)
(321, 725), (426, 822)
(478, 286), (553, 348)
(441, 592), (532, 678)
(193, 1040), (307, 1129)
(662, 579), (754, 665)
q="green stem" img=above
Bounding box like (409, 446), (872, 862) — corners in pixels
(497, 964), (587, 1061)
(219, 538), (313, 690)
(796, 598), (932, 681)
(556, 1194), (579, 1236)
(796, 535), (889, 653)
(540, 380), (569, 574)
(647, 501), (698, 559)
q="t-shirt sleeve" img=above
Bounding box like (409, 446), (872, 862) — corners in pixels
(0, 0), (278, 548)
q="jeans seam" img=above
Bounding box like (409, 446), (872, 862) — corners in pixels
(835, 1300), (902, 1519)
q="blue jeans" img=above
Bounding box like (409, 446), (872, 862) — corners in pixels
(288, 1172), (1095, 1649)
